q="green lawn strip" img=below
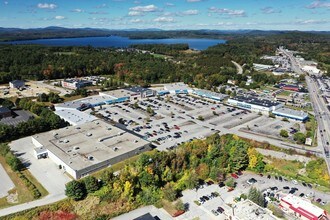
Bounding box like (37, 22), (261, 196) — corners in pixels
(21, 169), (48, 197)
(0, 156), (34, 208)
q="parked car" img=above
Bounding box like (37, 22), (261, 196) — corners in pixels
(247, 178), (257, 184)
(231, 173), (239, 179)
(218, 182), (225, 188)
(211, 210), (219, 216)
(217, 206), (225, 214)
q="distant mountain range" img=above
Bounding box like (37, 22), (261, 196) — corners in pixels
(0, 26), (329, 42)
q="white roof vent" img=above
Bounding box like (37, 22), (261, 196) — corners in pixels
(113, 147), (119, 151)
(86, 133), (92, 137)
(63, 139), (69, 143)
(88, 156), (94, 160)
(74, 146), (80, 150)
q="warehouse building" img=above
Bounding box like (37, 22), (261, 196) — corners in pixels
(32, 120), (151, 179)
(226, 199), (279, 220)
(163, 83), (193, 94)
(124, 86), (156, 98)
(272, 107), (309, 121)
(192, 89), (228, 102)
(61, 79), (92, 90)
(280, 194), (327, 220)
(227, 95), (283, 114)
(9, 80), (25, 89)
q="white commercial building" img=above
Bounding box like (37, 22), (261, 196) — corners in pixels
(31, 120), (151, 179)
(227, 95), (283, 114)
(280, 194), (327, 220)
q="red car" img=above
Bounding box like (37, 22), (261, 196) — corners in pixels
(231, 173), (239, 179)
(227, 187), (234, 192)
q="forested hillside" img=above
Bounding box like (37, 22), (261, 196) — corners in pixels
(0, 32), (329, 89)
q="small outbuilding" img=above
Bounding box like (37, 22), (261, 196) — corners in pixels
(9, 80), (25, 89)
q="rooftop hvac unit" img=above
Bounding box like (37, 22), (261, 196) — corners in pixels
(63, 139), (69, 143)
(113, 147), (119, 151)
(88, 156), (94, 160)
(86, 133), (92, 137)
(74, 146), (80, 150)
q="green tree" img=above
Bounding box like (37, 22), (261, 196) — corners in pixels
(5, 152), (23, 171)
(294, 132), (306, 144)
(162, 182), (177, 202)
(65, 180), (86, 201)
(146, 106), (155, 116)
(248, 187), (265, 207)
(225, 177), (235, 188)
(175, 199), (185, 211)
(280, 129), (289, 138)
(83, 176), (100, 193)
(197, 115), (204, 121)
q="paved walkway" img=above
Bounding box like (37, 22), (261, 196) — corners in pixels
(0, 164), (14, 198)
(0, 194), (66, 217)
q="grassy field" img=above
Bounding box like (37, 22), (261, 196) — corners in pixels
(0, 154), (48, 209)
(278, 90), (292, 97)
(265, 156), (330, 192)
(0, 156), (34, 208)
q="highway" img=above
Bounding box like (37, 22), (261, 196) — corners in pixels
(306, 76), (330, 172)
(279, 47), (330, 173)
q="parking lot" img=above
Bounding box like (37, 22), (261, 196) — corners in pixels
(0, 164), (14, 198)
(9, 137), (71, 196)
(236, 114), (306, 140)
(90, 94), (261, 151)
(177, 172), (329, 220)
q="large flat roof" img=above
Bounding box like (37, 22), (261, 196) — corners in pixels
(230, 95), (281, 108)
(56, 95), (115, 109)
(233, 200), (279, 220)
(99, 89), (136, 99)
(32, 120), (150, 171)
(55, 108), (97, 125)
(124, 86), (153, 93)
(282, 194), (324, 219)
(272, 107), (308, 119)
(193, 89), (228, 100)
(164, 83), (191, 91)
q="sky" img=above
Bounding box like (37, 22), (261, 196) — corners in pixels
(0, 0), (329, 30)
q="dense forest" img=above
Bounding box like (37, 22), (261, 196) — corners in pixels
(0, 31), (329, 89)
(3, 134), (329, 219)
(0, 98), (69, 142)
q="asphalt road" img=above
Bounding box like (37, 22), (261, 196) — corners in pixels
(279, 46), (330, 174)
(231, 61), (243, 74)
(306, 76), (330, 174)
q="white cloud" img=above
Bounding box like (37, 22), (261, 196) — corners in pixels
(186, 0), (203, 2)
(165, 2), (175, 7)
(128, 11), (142, 16)
(37, 3), (57, 9)
(295, 19), (329, 25)
(182, 9), (199, 15)
(4, 1), (8, 5)
(130, 19), (142, 23)
(96, 3), (107, 8)
(129, 4), (158, 12)
(153, 16), (175, 22)
(261, 7), (281, 14)
(71, 8), (84, 13)
(306, 1), (330, 9)
(209, 7), (246, 17)
(55, 15), (65, 20)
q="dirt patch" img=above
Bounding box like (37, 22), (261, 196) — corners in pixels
(6, 190), (18, 204)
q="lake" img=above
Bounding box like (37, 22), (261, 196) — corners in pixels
(2, 36), (226, 50)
